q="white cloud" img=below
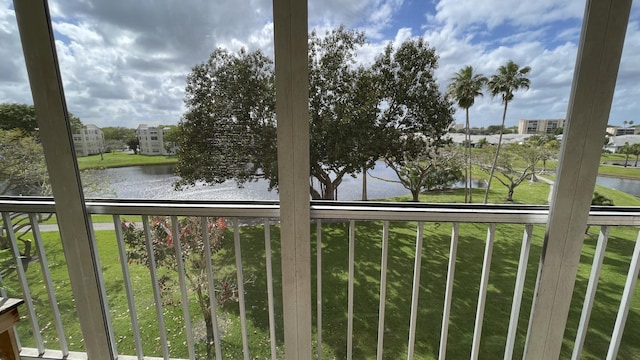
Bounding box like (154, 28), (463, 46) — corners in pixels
(0, 0), (638, 131)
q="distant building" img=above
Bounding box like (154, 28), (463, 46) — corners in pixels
(606, 126), (636, 136)
(446, 133), (535, 147)
(518, 119), (565, 135)
(604, 135), (640, 153)
(136, 124), (176, 155)
(73, 124), (104, 157)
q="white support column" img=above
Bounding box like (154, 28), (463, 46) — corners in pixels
(13, 1), (116, 357)
(273, 0), (312, 358)
(524, 1), (631, 359)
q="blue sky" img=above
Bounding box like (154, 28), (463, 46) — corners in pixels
(1, 0), (638, 129)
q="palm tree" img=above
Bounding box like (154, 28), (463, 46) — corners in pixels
(447, 66), (487, 203)
(483, 60), (531, 203)
(632, 143), (640, 167)
(620, 142), (632, 167)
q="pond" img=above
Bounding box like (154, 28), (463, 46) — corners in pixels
(89, 162), (410, 201)
(87, 163), (640, 201)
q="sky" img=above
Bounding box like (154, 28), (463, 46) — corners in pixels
(1, 0), (639, 130)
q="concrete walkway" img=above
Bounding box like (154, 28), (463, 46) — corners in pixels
(536, 175), (555, 203)
(37, 222), (116, 232)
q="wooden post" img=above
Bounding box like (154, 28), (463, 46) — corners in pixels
(0, 298), (25, 360)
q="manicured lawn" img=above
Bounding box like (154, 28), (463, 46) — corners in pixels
(4, 183), (640, 359)
(8, 219), (639, 359)
(77, 151), (177, 170)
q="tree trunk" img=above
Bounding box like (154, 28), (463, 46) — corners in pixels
(484, 101), (509, 203)
(624, 153), (629, 167)
(204, 312), (214, 359)
(507, 185), (515, 202)
(411, 188), (420, 202)
(530, 165), (537, 182)
(361, 165), (368, 201)
(635, 154), (639, 167)
(465, 108), (470, 203)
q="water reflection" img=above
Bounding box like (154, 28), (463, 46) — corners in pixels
(596, 176), (640, 197)
(87, 162), (640, 200)
(89, 162), (412, 201)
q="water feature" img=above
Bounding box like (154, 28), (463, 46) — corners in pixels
(87, 162), (640, 201)
(89, 162), (410, 201)
(595, 176), (640, 197)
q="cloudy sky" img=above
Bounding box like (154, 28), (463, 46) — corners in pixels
(1, 0), (639, 129)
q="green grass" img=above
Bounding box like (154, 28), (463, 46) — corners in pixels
(4, 182), (640, 358)
(77, 151), (177, 170)
(10, 221), (639, 359)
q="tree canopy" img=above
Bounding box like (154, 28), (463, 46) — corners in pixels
(176, 48), (277, 190)
(176, 28), (453, 199)
(0, 103), (84, 136)
(0, 129), (50, 196)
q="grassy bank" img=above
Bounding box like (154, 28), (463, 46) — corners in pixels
(77, 151), (177, 170)
(9, 215), (640, 359)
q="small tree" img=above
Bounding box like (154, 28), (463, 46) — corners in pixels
(126, 137), (140, 154)
(476, 144), (535, 202)
(374, 145), (463, 201)
(121, 216), (231, 359)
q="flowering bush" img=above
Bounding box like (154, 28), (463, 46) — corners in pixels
(121, 216), (234, 358)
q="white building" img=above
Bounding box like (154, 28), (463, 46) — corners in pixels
(604, 134), (640, 153)
(518, 119), (565, 134)
(606, 126), (636, 136)
(136, 124), (176, 155)
(72, 124), (104, 157)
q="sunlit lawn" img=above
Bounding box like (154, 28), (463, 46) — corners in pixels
(77, 151), (177, 170)
(5, 181), (640, 359)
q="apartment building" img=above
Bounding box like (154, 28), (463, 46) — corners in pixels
(518, 118), (565, 134)
(606, 126), (637, 136)
(72, 124), (104, 157)
(136, 124), (176, 155)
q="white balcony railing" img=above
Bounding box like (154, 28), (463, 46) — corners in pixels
(1, 198), (639, 359)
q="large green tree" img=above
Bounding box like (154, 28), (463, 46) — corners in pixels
(176, 28), (453, 200)
(447, 66), (487, 203)
(176, 48), (277, 190)
(483, 60), (531, 203)
(308, 27), (384, 200)
(374, 38), (455, 200)
(0, 103), (83, 136)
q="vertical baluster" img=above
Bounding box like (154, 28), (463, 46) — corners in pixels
(316, 219), (323, 360)
(142, 215), (170, 359)
(572, 226), (609, 359)
(376, 221), (390, 360)
(29, 213), (69, 356)
(202, 217), (223, 359)
(606, 228), (640, 359)
(113, 215), (144, 359)
(2, 212), (44, 355)
(471, 223), (496, 360)
(439, 223), (459, 360)
(264, 218), (278, 360)
(233, 218), (250, 360)
(504, 224), (534, 360)
(86, 216), (117, 355)
(170, 216), (196, 359)
(347, 220), (356, 360)
(407, 221), (424, 360)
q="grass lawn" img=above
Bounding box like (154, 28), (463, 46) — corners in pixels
(4, 182), (640, 359)
(77, 151), (177, 170)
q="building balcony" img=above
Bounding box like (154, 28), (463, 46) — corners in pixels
(1, 198), (639, 359)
